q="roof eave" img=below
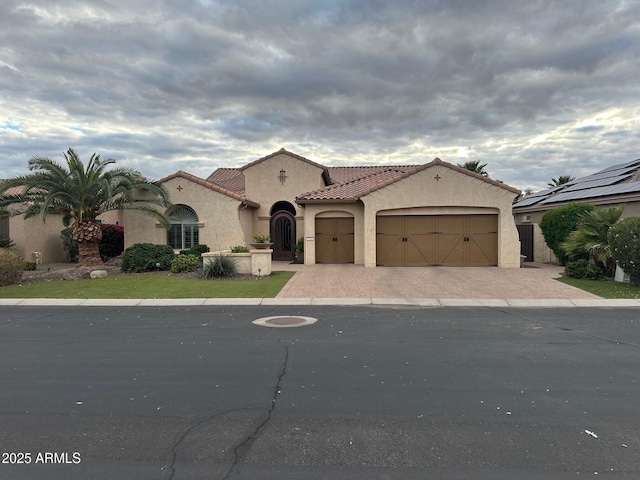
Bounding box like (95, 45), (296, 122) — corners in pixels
(295, 197), (359, 205)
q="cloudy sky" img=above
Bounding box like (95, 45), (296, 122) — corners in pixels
(1, 0), (639, 192)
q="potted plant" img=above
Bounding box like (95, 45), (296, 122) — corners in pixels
(250, 233), (273, 249)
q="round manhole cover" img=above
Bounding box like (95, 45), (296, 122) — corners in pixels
(252, 316), (318, 328)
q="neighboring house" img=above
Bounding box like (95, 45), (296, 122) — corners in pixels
(513, 158), (640, 263)
(124, 149), (522, 268)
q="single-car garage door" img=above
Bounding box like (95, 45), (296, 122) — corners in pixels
(376, 215), (498, 266)
(316, 218), (354, 263)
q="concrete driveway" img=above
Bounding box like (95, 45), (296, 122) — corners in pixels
(275, 262), (600, 300)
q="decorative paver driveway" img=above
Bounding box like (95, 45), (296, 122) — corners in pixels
(274, 263), (600, 299)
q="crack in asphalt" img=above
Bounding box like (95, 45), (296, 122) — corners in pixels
(495, 308), (640, 347)
(168, 407), (247, 480)
(221, 341), (290, 480)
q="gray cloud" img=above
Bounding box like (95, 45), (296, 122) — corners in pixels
(1, 0), (639, 191)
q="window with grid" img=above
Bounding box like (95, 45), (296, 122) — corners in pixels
(167, 206), (199, 250)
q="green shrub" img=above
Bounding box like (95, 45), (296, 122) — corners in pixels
(296, 237), (304, 252)
(179, 244), (210, 257)
(0, 234), (15, 248)
(203, 254), (237, 278)
(121, 243), (176, 273)
(0, 248), (24, 287)
(171, 254), (200, 273)
(23, 261), (37, 271)
(609, 217), (640, 285)
(539, 203), (595, 265)
(252, 233), (270, 243)
(564, 259), (605, 280)
(230, 245), (249, 253)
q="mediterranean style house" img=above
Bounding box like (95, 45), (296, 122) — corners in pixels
(124, 149), (523, 268)
(6, 148), (523, 268)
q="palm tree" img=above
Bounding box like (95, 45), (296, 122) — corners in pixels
(560, 206), (623, 276)
(0, 148), (173, 267)
(548, 175), (575, 187)
(457, 160), (488, 177)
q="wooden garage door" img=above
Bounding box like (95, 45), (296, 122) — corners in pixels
(316, 218), (354, 263)
(376, 215), (498, 266)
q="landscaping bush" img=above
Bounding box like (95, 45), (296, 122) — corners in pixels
(230, 245), (249, 253)
(23, 261), (37, 271)
(609, 217), (640, 285)
(121, 243), (175, 273)
(171, 254), (200, 273)
(99, 224), (124, 261)
(0, 234), (15, 248)
(62, 223), (124, 262)
(179, 244), (210, 257)
(539, 203), (595, 265)
(564, 259), (605, 280)
(0, 248), (24, 287)
(202, 254), (237, 278)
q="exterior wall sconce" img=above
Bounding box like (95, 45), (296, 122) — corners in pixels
(278, 169), (287, 184)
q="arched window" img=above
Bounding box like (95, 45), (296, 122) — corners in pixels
(167, 205), (199, 250)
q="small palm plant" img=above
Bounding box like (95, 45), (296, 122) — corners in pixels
(561, 206), (624, 276)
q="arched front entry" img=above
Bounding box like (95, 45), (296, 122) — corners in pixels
(270, 202), (296, 261)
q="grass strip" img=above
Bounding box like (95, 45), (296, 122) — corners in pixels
(0, 271), (295, 299)
(556, 277), (640, 299)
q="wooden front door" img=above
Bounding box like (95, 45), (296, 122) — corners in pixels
(271, 211), (295, 261)
(315, 218), (354, 263)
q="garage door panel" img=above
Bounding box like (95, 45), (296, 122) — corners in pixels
(316, 218), (355, 264)
(406, 234), (435, 266)
(376, 232), (403, 266)
(468, 233), (498, 266)
(437, 233), (465, 266)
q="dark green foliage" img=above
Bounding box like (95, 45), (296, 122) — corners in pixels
(296, 237), (304, 252)
(121, 243), (175, 273)
(564, 259), (605, 280)
(0, 234), (15, 248)
(99, 224), (124, 261)
(171, 254), (200, 273)
(230, 245), (249, 253)
(609, 217), (640, 286)
(23, 261), (37, 271)
(202, 254), (237, 278)
(62, 223), (125, 262)
(0, 248), (24, 286)
(179, 244), (210, 257)
(539, 203), (596, 265)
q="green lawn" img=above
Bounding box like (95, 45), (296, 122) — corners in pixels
(0, 271), (295, 298)
(556, 277), (640, 299)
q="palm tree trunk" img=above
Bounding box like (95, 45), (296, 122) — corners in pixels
(73, 221), (104, 267)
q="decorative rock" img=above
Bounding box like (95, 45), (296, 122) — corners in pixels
(90, 270), (108, 279)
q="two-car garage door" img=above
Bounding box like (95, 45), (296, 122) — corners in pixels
(376, 215), (498, 267)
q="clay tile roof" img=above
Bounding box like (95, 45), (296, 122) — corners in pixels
(327, 165), (419, 184)
(240, 148), (329, 174)
(206, 168), (245, 195)
(297, 167), (417, 202)
(157, 171), (259, 207)
(297, 158), (519, 203)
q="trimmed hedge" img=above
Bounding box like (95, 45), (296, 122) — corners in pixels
(609, 217), (640, 285)
(179, 244), (210, 257)
(564, 259), (605, 280)
(171, 254), (200, 273)
(121, 243), (176, 273)
(539, 203), (595, 265)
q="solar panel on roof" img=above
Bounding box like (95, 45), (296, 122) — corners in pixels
(571, 166), (638, 184)
(513, 196), (546, 208)
(561, 174), (632, 192)
(598, 159), (640, 173)
(541, 181), (640, 204)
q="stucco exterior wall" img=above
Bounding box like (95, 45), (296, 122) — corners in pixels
(123, 177), (251, 252)
(361, 165), (521, 268)
(243, 153), (325, 237)
(10, 216), (67, 263)
(300, 203), (365, 265)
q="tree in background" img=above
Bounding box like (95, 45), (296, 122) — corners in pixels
(457, 161), (488, 177)
(539, 203), (596, 265)
(560, 206), (623, 277)
(609, 217), (640, 286)
(548, 175), (575, 187)
(0, 148), (173, 267)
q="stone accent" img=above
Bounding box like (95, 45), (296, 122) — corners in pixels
(90, 270), (108, 279)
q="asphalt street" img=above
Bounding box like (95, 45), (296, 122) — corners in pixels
(0, 305), (639, 479)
